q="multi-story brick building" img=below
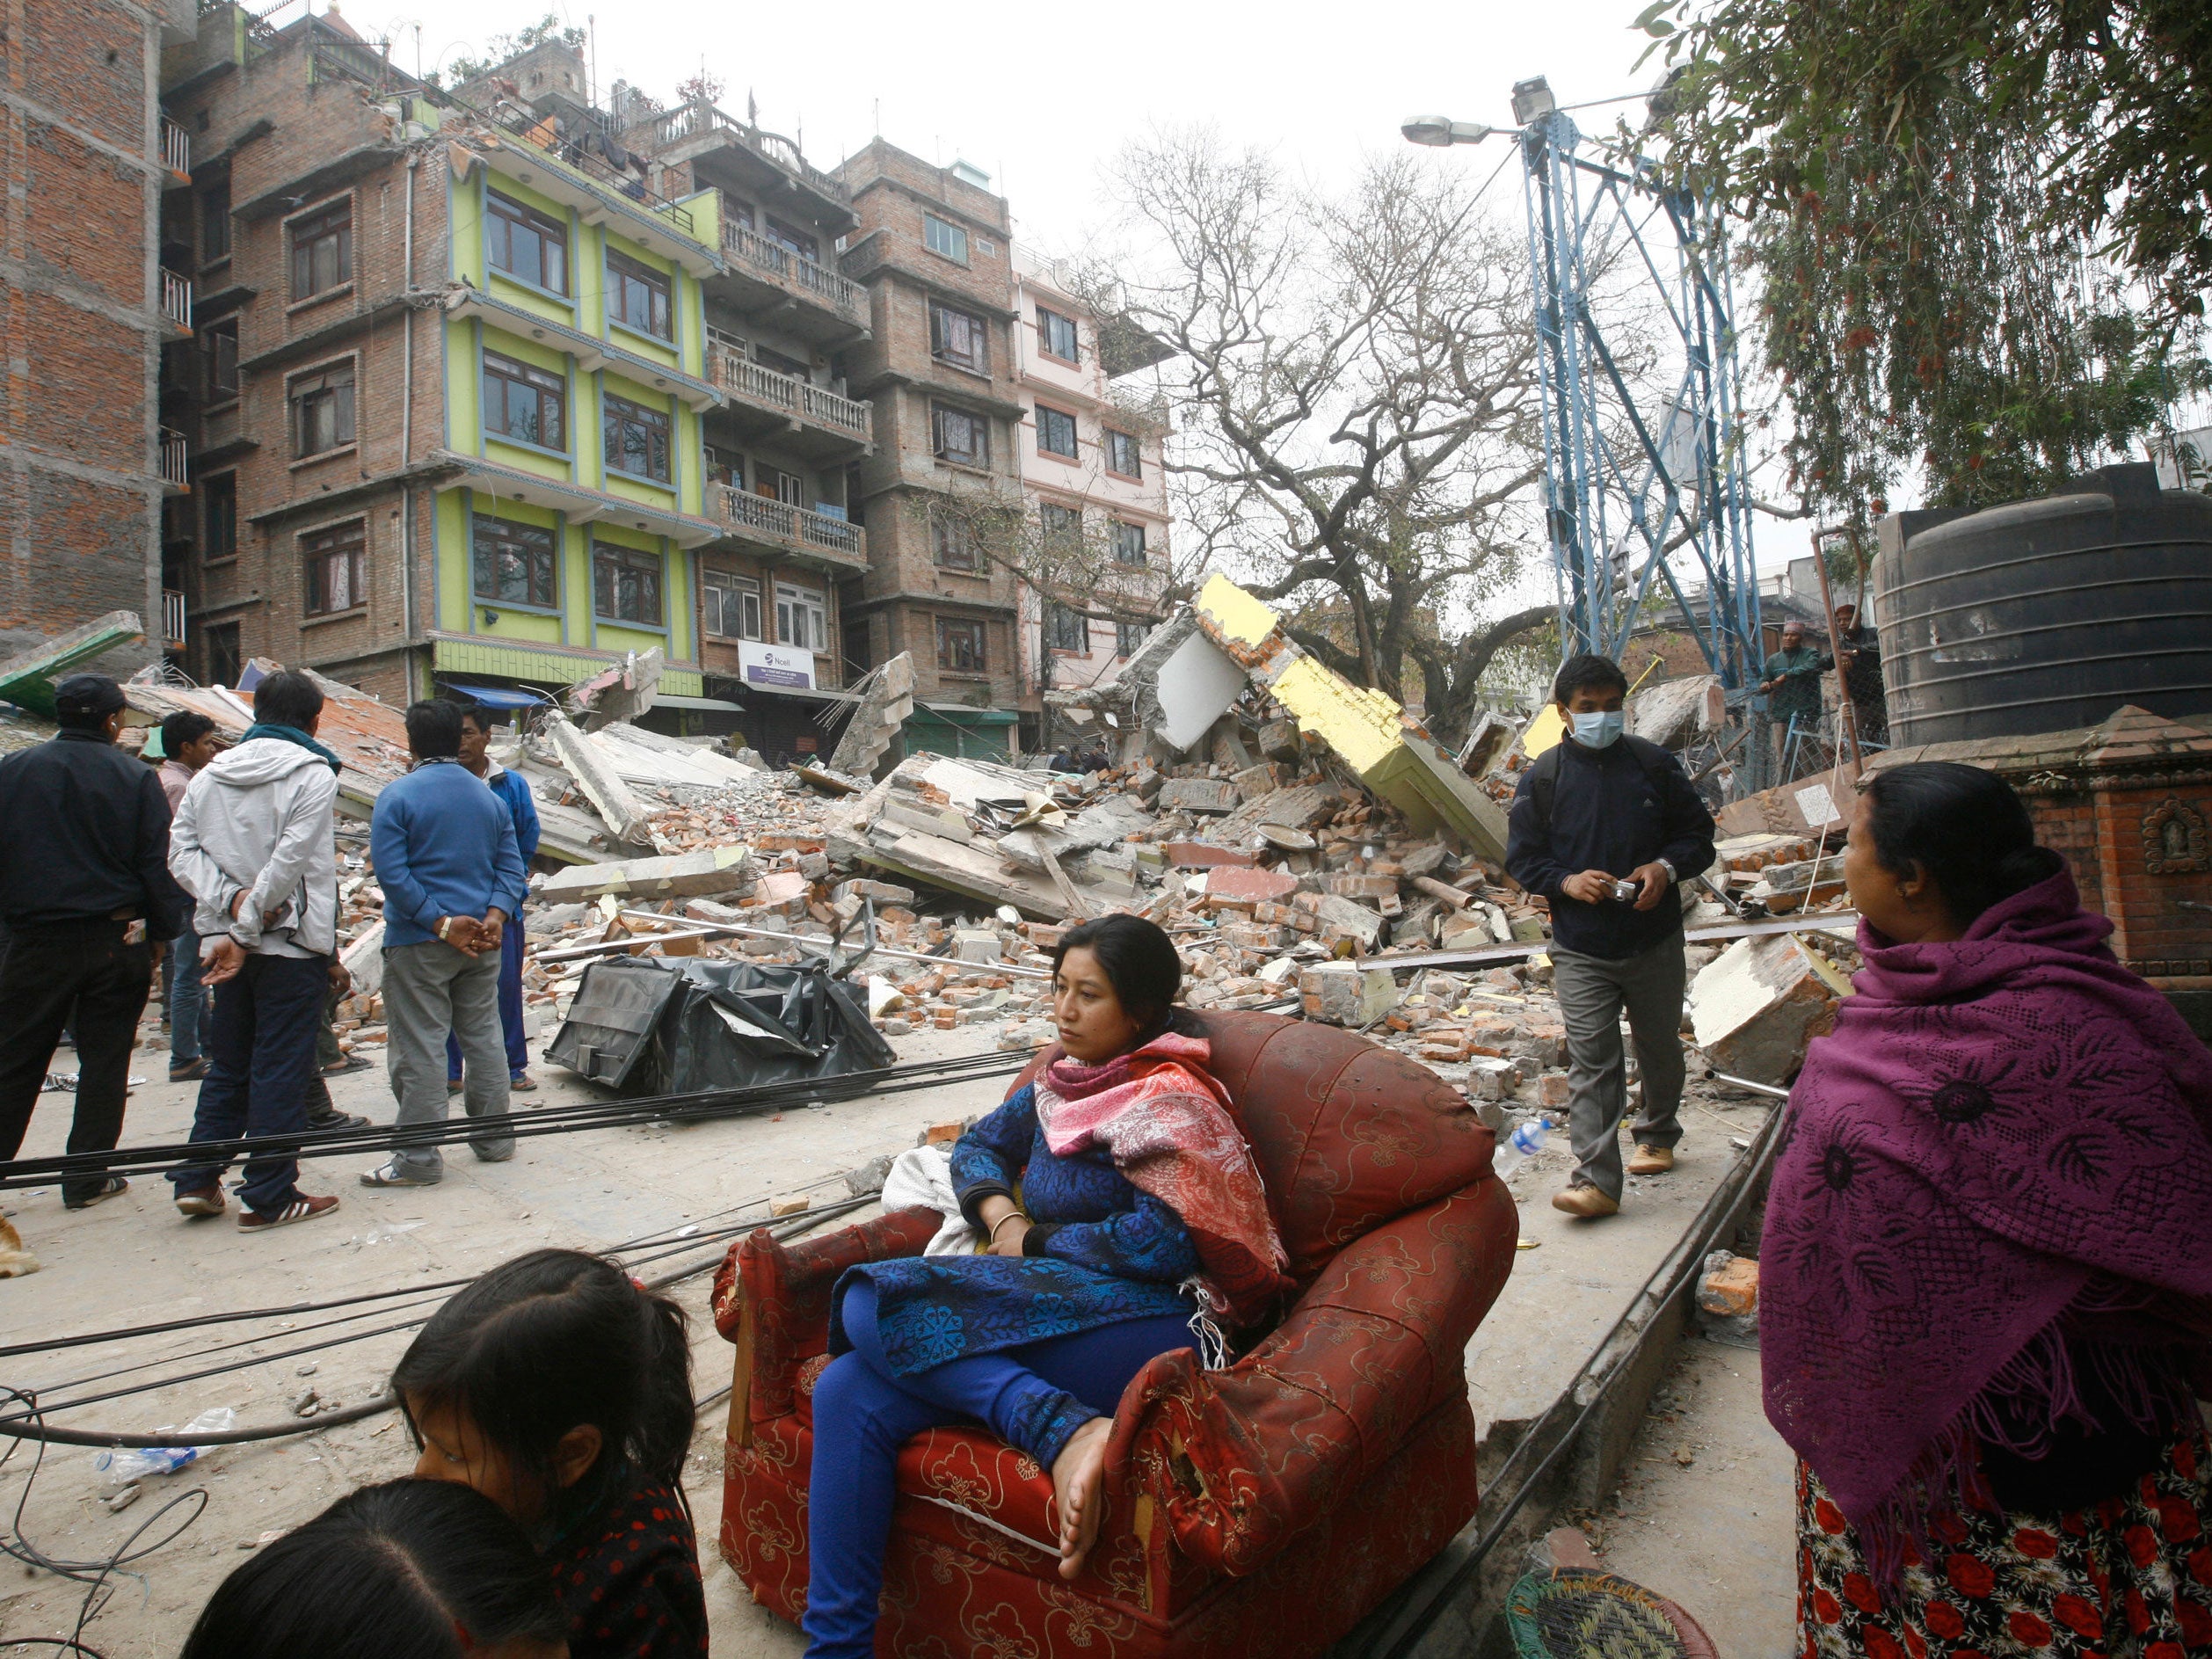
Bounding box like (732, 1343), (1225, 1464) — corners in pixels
(1008, 248), (1170, 750)
(1, 0), (196, 663)
(833, 141), (1026, 760)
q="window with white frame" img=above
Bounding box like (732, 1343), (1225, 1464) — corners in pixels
(702, 570), (761, 639)
(923, 213), (968, 264)
(775, 582), (826, 652)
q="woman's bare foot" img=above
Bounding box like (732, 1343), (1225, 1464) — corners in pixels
(1050, 1416), (1113, 1581)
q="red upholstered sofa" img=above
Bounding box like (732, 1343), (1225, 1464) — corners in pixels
(709, 1009), (1520, 1658)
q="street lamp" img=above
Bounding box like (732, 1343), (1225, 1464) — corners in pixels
(1400, 114), (1495, 148)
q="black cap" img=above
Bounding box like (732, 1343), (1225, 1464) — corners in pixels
(54, 673), (127, 720)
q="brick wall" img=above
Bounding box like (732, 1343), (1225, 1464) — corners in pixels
(2013, 781), (2212, 977)
(0, 0), (162, 651)
(833, 142), (1023, 710)
(163, 33), (444, 693)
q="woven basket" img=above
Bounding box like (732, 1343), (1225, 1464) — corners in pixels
(1503, 1567), (1691, 1659)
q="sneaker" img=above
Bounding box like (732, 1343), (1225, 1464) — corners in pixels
(238, 1192), (339, 1232)
(307, 1107), (372, 1131)
(1626, 1144), (1675, 1175)
(359, 1161), (440, 1189)
(1551, 1182), (1620, 1219)
(63, 1177), (129, 1211)
(174, 1185), (226, 1218)
(168, 1059), (208, 1083)
(507, 1072), (538, 1093)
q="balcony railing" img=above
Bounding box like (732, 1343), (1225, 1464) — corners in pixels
(162, 589), (187, 651)
(466, 101), (696, 239)
(159, 268), (192, 331)
(160, 116), (191, 177)
(644, 102), (849, 204)
(721, 218), (865, 321)
(159, 427), (190, 488)
(706, 347), (870, 440)
(709, 483), (866, 565)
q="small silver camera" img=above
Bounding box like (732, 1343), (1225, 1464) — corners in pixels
(1610, 878), (1639, 903)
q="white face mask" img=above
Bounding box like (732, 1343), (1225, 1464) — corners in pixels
(1570, 709), (1625, 748)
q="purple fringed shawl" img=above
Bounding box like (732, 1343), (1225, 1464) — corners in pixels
(1762, 866), (2212, 1553)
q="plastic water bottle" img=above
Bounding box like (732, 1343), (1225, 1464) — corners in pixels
(1492, 1116), (1547, 1178)
(92, 1407), (234, 1484)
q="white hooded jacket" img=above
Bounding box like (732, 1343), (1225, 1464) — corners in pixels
(168, 738), (340, 957)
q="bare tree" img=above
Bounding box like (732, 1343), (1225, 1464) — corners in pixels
(1081, 129), (1547, 745)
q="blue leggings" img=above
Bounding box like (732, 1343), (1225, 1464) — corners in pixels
(801, 1278), (1192, 1659)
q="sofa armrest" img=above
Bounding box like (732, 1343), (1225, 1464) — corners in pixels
(1105, 1175), (1517, 1577)
(712, 1208), (941, 1439)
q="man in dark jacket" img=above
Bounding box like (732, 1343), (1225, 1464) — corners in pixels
(1506, 654), (1716, 1219)
(0, 673), (189, 1208)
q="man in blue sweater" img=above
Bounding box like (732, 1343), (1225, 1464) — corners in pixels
(445, 703), (542, 1093)
(362, 700), (528, 1188)
(1506, 654), (1716, 1220)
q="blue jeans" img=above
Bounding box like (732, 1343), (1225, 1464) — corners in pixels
(168, 926), (214, 1066)
(168, 951), (327, 1212)
(446, 916), (527, 1081)
(802, 1277), (1192, 1659)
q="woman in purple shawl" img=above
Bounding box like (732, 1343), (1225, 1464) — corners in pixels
(1764, 762), (2212, 1657)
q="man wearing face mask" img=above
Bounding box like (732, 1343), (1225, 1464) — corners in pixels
(1506, 654), (1716, 1219)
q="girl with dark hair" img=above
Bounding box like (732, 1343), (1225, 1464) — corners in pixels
(801, 912), (1290, 1659)
(181, 1479), (567, 1659)
(393, 1249), (708, 1659)
(1763, 762), (2212, 1656)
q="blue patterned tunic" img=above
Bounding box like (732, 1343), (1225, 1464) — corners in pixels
(831, 1083), (1201, 1377)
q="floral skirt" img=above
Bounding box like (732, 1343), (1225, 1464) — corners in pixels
(1796, 1426), (2212, 1657)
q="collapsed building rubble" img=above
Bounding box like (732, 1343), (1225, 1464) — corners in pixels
(6, 571), (1866, 1098)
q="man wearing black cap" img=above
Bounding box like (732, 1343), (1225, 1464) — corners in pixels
(0, 673), (188, 1208)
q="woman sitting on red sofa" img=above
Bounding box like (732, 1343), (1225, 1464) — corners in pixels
(801, 912), (1292, 1659)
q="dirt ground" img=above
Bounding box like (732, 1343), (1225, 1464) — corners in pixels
(1566, 1335), (1800, 1658)
(0, 1005), (1000, 1657)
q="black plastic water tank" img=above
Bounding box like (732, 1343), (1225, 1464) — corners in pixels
(1872, 462), (2212, 745)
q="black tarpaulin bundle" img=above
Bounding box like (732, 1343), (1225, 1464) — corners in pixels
(544, 957), (896, 1095)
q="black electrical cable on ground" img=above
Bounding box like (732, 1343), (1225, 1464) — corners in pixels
(0, 1197), (877, 1439)
(1, 1048), (1032, 1190)
(0, 1202), (855, 1658)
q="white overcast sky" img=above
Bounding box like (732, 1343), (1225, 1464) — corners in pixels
(338, 0), (1816, 593)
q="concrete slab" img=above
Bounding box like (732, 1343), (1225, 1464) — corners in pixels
(1465, 1082), (1775, 1448)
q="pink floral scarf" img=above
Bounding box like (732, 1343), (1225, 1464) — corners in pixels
(1036, 1031), (1292, 1326)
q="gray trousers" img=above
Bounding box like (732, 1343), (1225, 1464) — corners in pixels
(382, 941), (512, 1178)
(1551, 935), (1687, 1200)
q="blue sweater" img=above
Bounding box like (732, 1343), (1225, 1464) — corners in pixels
(831, 1083), (1200, 1379)
(370, 760), (528, 949)
(484, 764), (542, 862)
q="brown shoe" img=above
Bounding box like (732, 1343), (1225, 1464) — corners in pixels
(1627, 1144), (1676, 1175)
(174, 1185), (226, 1218)
(238, 1193), (339, 1232)
(1552, 1183), (1620, 1219)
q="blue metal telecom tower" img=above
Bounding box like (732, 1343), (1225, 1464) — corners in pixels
(1512, 77), (1763, 688)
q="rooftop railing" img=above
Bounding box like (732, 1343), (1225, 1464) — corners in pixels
(641, 102), (848, 204)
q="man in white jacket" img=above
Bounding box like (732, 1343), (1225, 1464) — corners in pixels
(165, 671), (346, 1231)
